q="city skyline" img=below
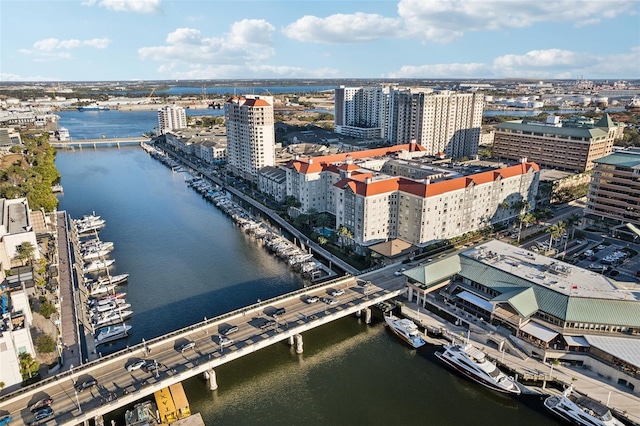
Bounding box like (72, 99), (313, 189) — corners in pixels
(1, 0), (639, 82)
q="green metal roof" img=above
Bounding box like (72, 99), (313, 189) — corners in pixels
(593, 152), (640, 168)
(496, 120), (608, 139)
(490, 287), (539, 318)
(457, 256), (640, 327)
(595, 113), (615, 129)
(405, 255), (461, 289)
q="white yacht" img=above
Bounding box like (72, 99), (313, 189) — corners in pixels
(88, 282), (118, 296)
(384, 315), (426, 348)
(80, 239), (114, 252)
(435, 343), (521, 395)
(95, 273), (129, 287)
(82, 248), (111, 261)
(95, 324), (132, 345)
(84, 259), (115, 273)
(93, 309), (133, 327)
(544, 385), (625, 426)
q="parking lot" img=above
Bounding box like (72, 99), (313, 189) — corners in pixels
(572, 240), (640, 284)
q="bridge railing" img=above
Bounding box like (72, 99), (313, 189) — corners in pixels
(0, 273), (354, 403)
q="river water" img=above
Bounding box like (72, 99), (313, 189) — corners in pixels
(55, 111), (558, 425)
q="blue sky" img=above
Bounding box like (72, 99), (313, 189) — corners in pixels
(1, 0), (639, 81)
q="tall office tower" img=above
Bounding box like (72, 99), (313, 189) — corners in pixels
(334, 86), (387, 139)
(157, 105), (187, 134)
(225, 95), (275, 182)
(389, 89), (484, 159)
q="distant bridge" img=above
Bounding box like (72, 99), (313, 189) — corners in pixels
(50, 137), (151, 149)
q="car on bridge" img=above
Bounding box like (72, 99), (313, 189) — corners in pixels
(328, 288), (344, 297)
(219, 336), (234, 347)
(74, 378), (98, 393)
(271, 307), (286, 317)
(126, 359), (146, 372)
(29, 397), (54, 412)
(142, 360), (161, 373)
(177, 341), (196, 353)
(220, 325), (239, 336)
(32, 407), (54, 423)
(260, 320), (276, 330)
(303, 295), (319, 304)
(320, 297), (337, 305)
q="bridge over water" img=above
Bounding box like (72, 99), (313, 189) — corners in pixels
(50, 137), (151, 149)
(0, 272), (405, 425)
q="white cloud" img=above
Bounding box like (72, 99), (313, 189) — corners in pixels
(82, 0), (161, 14)
(0, 73), (58, 82)
(282, 0), (637, 44)
(31, 37), (111, 52)
(387, 47), (640, 79)
(139, 20), (276, 66)
(282, 13), (402, 43)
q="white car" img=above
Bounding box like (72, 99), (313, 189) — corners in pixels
(219, 336), (234, 347)
(328, 288), (344, 297)
(394, 268), (406, 276)
(177, 341), (196, 353)
(126, 359), (146, 372)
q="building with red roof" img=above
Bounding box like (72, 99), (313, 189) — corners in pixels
(286, 146), (539, 247)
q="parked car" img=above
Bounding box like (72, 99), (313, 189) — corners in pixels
(0, 415), (12, 426)
(74, 378), (98, 393)
(32, 407), (53, 422)
(177, 341), (196, 353)
(328, 288), (344, 297)
(126, 359), (146, 372)
(29, 397), (54, 412)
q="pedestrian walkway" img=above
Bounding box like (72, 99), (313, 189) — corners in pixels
(400, 301), (640, 425)
(55, 211), (81, 371)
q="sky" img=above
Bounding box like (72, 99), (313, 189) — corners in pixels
(1, 0), (639, 82)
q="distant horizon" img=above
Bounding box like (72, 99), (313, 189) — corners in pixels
(1, 0), (638, 81)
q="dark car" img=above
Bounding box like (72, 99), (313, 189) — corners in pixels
(74, 378), (97, 393)
(272, 307), (286, 317)
(33, 407), (54, 422)
(220, 325), (239, 336)
(177, 341), (196, 353)
(260, 320), (276, 330)
(29, 397), (54, 412)
(142, 360), (160, 372)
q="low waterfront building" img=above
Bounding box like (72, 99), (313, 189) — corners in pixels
(164, 127), (227, 164)
(404, 239), (640, 393)
(493, 114), (623, 172)
(258, 166), (287, 203)
(585, 151), (640, 228)
(1, 197), (41, 269)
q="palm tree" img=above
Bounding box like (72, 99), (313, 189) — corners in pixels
(514, 200), (531, 242)
(14, 241), (36, 266)
(547, 221), (566, 251)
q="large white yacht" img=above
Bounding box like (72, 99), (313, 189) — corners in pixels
(95, 324), (132, 345)
(435, 343), (521, 395)
(544, 385), (626, 426)
(384, 315), (426, 348)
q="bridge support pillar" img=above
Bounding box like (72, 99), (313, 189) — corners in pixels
(365, 308), (372, 324)
(204, 369), (218, 390)
(295, 334), (303, 354)
(288, 335), (294, 346)
(356, 309), (362, 318)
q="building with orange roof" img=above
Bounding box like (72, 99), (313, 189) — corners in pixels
(286, 146), (539, 247)
(225, 95), (275, 182)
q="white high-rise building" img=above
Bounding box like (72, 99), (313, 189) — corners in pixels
(334, 86), (387, 139)
(389, 89), (484, 159)
(225, 95), (275, 182)
(157, 105), (187, 134)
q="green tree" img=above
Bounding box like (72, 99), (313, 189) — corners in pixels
(36, 334), (57, 353)
(546, 221), (566, 251)
(14, 241), (36, 266)
(19, 353), (39, 379)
